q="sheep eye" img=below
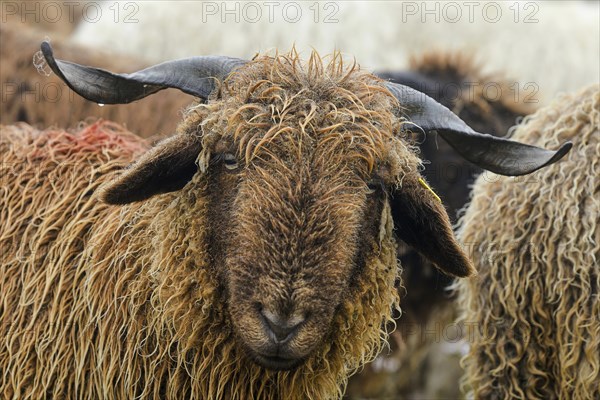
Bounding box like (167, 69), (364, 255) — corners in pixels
(366, 180), (381, 195)
(223, 153), (239, 170)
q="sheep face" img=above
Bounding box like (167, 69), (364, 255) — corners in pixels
(99, 53), (474, 373)
(187, 55), (414, 370)
(206, 135), (392, 370)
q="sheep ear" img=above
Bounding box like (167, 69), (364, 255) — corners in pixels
(101, 134), (201, 204)
(389, 176), (475, 278)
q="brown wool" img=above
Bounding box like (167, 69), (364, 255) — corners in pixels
(456, 84), (599, 400)
(0, 23), (191, 137)
(347, 51), (536, 399)
(0, 52), (430, 399)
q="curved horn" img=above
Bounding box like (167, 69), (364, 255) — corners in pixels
(378, 71), (444, 100)
(385, 82), (572, 176)
(40, 41), (247, 104)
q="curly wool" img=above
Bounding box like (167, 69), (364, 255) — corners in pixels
(0, 52), (413, 399)
(347, 51), (535, 400)
(456, 84), (599, 400)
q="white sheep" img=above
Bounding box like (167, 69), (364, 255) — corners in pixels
(71, 0), (599, 105)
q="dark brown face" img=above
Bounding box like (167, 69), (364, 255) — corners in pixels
(205, 139), (386, 370)
(94, 55), (477, 374)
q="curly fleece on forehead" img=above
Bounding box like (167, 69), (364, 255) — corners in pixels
(179, 50), (422, 183)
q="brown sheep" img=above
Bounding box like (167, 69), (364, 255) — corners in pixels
(348, 52), (535, 399)
(0, 22), (191, 137)
(1, 0), (86, 36)
(0, 44), (570, 399)
(379, 51), (537, 325)
(456, 84), (599, 400)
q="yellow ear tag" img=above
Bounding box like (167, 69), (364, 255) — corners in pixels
(419, 178), (442, 203)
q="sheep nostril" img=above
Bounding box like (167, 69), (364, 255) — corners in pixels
(260, 309), (305, 344)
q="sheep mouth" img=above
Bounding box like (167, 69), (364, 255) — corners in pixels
(253, 353), (304, 371)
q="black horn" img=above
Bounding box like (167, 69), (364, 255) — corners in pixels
(40, 41), (247, 104)
(385, 82), (572, 176)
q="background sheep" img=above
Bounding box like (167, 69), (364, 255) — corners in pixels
(456, 84), (599, 399)
(348, 51), (535, 399)
(1, 45), (569, 399)
(72, 1), (599, 105)
(380, 50), (535, 308)
(0, 22), (191, 136)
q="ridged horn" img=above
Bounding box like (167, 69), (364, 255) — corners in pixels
(385, 82), (572, 176)
(40, 41), (247, 103)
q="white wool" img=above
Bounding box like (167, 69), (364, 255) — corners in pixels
(72, 1), (599, 105)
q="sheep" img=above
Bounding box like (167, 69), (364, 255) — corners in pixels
(379, 50), (536, 319)
(456, 83), (599, 400)
(71, 1), (599, 105)
(0, 42), (571, 399)
(348, 51), (535, 399)
(0, 22), (191, 137)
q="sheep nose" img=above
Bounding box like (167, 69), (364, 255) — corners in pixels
(261, 309), (305, 344)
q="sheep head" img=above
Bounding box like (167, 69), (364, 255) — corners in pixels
(40, 43), (571, 372)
